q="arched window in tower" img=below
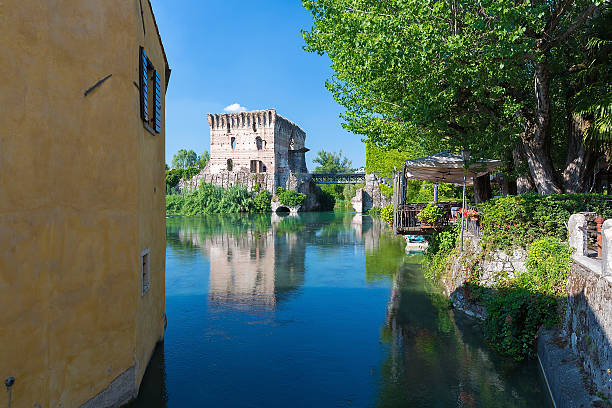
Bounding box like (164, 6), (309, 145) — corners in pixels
(227, 159), (233, 171)
(231, 137), (236, 150)
(227, 120), (230, 133)
(289, 134), (295, 150)
(255, 137), (263, 150)
(253, 121), (257, 132)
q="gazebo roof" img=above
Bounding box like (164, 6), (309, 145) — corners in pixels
(403, 151), (502, 185)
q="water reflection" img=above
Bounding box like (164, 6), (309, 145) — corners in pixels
(130, 213), (550, 407)
(378, 260), (552, 407)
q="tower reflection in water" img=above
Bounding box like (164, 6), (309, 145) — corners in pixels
(206, 214), (308, 309)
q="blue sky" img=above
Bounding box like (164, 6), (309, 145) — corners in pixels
(151, 0), (365, 169)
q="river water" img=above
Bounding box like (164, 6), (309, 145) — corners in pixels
(130, 212), (552, 407)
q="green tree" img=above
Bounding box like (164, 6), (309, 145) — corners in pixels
(312, 149), (352, 173)
(196, 150), (210, 170)
(302, 0), (611, 194)
(171, 149), (198, 169)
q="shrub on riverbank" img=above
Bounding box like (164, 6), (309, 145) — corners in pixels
(423, 225), (459, 281)
(424, 194), (609, 360)
(166, 166), (200, 190)
(380, 204), (393, 225)
(479, 194), (612, 250)
(275, 187), (306, 207)
(166, 183), (271, 215)
(483, 237), (572, 359)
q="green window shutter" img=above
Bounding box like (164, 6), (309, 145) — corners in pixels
(154, 70), (161, 133)
(139, 47), (149, 122)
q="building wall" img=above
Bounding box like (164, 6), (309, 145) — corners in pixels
(273, 114), (307, 176)
(0, 1), (167, 407)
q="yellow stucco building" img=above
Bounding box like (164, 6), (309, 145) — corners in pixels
(0, 1), (169, 406)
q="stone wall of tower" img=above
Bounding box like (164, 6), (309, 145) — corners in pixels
(206, 110), (277, 174)
(272, 113), (307, 187)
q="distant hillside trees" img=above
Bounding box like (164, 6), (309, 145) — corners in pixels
(171, 149), (198, 169)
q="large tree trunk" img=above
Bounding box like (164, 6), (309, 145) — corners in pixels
(521, 62), (563, 195)
(499, 175), (518, 196)
(512, 144), (536, 194)
(473, 173), (492, 203)
(562, 112), (596, 193)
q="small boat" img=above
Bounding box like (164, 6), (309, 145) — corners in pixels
(404, 235), (428, 252)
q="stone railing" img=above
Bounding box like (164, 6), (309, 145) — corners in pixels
(568, 213), (612, 277)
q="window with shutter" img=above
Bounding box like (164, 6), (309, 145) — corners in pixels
(139, 47), (149, 122)
(154, 71), (161, 133)
(139, 47), (163, 134)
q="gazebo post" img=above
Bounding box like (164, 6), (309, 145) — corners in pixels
(460, 172), (466, 252)
(433, 183), (439, 204)
(460, 150), (471, 253)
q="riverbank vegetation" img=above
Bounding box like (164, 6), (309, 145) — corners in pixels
(275, 187), (306, 207)
(424, 194), (612, 360)
(312, 149), (363, 209)
(166, 183), (271, 215)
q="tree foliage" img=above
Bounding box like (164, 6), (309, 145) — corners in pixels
(196, 150), (210, 170)
(312, 149), (352, 173)
(302, 0), (611, 194)
(171, 149), (198, 169)
(166, 149), (211, 190)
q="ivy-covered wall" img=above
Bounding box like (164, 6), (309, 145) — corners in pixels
(365, 141), (414, 174)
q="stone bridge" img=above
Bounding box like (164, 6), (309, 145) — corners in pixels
(271, 200), (300, 215)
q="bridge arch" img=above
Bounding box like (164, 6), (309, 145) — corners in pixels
(275, 206), (290, 214)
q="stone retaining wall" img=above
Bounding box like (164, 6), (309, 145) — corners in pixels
(179, 171), (274, 193)
(564, 258), (612, 400)
(440, 232), (527, 319)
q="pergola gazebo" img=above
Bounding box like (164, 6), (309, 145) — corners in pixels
(392, 151), (502, 240)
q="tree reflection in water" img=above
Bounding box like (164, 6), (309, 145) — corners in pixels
(376, 258), (552, 407)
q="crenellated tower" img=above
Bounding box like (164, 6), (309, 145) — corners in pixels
(204, 109), (309, 188)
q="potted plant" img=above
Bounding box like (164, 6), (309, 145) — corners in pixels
(418, 203), (444, 228)
(459, 208), (478, 221)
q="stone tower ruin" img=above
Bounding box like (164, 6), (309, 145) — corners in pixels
(205, 109), (309, 189)
(180, 109), (322, 211)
